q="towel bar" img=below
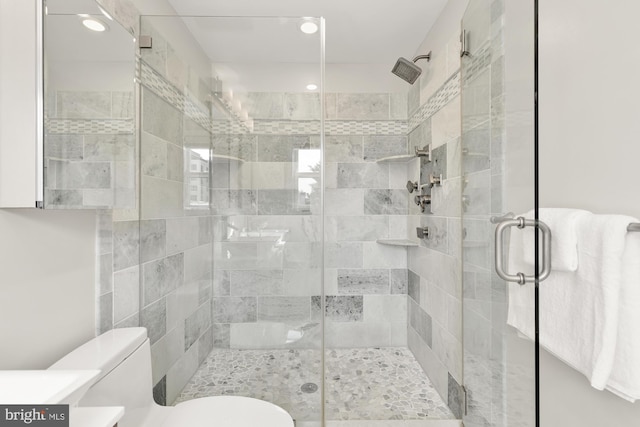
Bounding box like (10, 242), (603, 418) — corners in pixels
(492, 214), (640, 232)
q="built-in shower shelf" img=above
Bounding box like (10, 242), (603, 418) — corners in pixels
(376, 239), (419, 247)
(375, 154), (416, 164)
(211, 154), (246, 164)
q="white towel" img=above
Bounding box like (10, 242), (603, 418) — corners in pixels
(506, 216), (536, 338)
(507, 213), (630, 390)
(522, 208), (591, 271)
(605, 222), (640, 401)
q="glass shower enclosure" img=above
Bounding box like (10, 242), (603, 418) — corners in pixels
(137, 12), (453, 426)
(137, 14), (325, 422)
(461, 0), (537, 426)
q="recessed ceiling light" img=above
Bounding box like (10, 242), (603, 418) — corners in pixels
(82, 18), (108, 32)
(306, 84), (318, 91)
(300, 20), (318, 35)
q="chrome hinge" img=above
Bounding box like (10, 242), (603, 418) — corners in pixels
(460, 29), (470, 57)
(462, 385), (468, 416)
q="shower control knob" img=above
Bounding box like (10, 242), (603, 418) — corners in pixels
(414, 194), (431, 206)
(406, 181), (419, 193)
(414, 194), (432, 213)
(428, 173), (442, 188)
(416, 227), (430, 239)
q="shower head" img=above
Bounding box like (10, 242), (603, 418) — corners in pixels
(391, 52), (431, 84)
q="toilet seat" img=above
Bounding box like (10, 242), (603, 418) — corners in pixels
(160, 396), (294, 427)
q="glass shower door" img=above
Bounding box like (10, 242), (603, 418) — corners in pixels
(137, 15), (325, 425)
(461, 0), (537, 426)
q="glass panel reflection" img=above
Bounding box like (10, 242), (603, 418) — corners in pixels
(44, 0), (136, 209)
(138, 15), (323, 423)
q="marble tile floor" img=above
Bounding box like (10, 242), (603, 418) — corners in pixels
(175, 347), (455, 423)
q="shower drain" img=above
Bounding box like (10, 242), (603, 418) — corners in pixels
(300, 382), (318, 393)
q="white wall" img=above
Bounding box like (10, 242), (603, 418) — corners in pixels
(538, 0), (640, 424)
(413, 0), (469, 60)
(540, 0), (640, 218)
(48, 62), (133, 91)
(0, 209), (96, 369)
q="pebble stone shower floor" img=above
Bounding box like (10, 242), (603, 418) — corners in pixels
(175, 347), (455, 422)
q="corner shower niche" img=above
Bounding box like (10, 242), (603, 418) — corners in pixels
(375, 153), (421, 247)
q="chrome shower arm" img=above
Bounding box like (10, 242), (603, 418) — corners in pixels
(412, 52), (431, 63)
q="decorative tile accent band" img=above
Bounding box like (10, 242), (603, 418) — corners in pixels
(208, 119), (406, 136)
(45, 118), (134, 134)
(140, 60), (213, 131)
(141, 58), (407, 137)
(461, 41), (492, 85)
(252, 120), (406, 136)
(328, 120), (407, 136)
(208, 121), (251, 135)
(408, 71), (461, 133)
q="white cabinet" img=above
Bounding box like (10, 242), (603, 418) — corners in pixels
(0, 0), (44, 208)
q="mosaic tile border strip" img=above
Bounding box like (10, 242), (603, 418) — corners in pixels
(140, 59), (407, 137)
(326, 120), (407, 136)
(408, 72), (461, 132)
(45, 118), (134, 135)
(207, 121), (252, 135)
(461, 41), (492, 86)
(139, 60), (215, 131)
(251, 120), (406, 136)
(209, 119), (406, 136)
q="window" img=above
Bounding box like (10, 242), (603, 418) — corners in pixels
(293, 149), (321, 212)
(185, 148), (210, 208)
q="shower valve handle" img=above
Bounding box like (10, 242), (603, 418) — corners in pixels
(414, 194), (431, 213)
(406, 181), (419, 193)
(428, 174), (442, 188)
(414, 194), (431, 206)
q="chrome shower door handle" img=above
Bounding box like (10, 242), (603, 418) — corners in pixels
(494, 217), (552, 285)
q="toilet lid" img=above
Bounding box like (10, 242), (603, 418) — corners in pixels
(161, 396), (294, 427)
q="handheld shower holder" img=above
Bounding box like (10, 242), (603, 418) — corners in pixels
(428, 173), (442, 188)
(415, 145), (431, 161)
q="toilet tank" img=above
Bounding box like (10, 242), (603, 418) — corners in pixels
(49, 327), (156, 427)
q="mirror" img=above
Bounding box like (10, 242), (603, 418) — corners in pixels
(44, 0), (136, 209)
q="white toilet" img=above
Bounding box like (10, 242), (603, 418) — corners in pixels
(48, 327), (294, 427)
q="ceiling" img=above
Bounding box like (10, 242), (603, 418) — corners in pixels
(137, 0), (449, 92)
(46, 0), (451, 93)
(161, 0), (449, 65)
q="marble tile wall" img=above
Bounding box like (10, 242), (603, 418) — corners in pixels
(90, 6), (219, 406)
(405, 28), (465, 418)
(45, 90), (136, 209)
(461, 2), (507, 426)
(210, 91), (410, 350)
(323, 94), (410, 349)
(137, 20), (216, 405)
(95, 0), (466, 415)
